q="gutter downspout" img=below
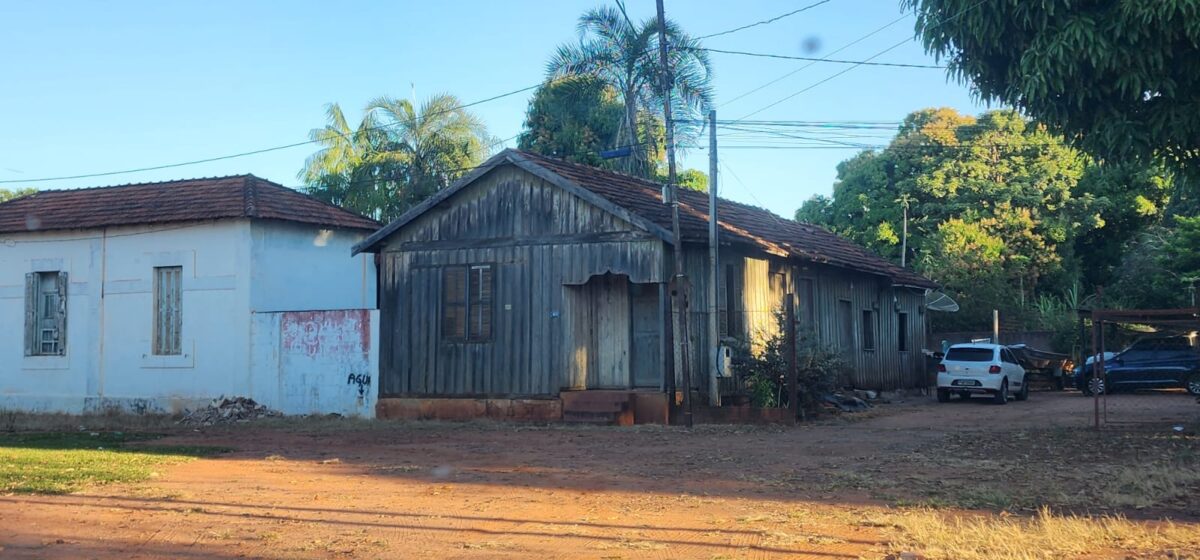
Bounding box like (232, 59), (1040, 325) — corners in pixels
(97, 228), (108, 404)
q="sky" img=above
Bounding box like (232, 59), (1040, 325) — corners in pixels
(0, 0), (989, 217)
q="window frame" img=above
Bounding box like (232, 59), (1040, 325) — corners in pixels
(861, 309), (876, 351)
(25, 270), (67, 357)
(152, 265), (184, 356)
(897, 311), (909, 352)
(441, 263), (494, 343)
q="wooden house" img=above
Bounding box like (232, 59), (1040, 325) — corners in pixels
(354, 150), (936, 422)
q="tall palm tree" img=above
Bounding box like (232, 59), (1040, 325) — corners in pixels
(547, 6), (712, 177)
(301, 94), (494, 221)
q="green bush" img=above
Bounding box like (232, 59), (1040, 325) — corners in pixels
(729, 318), (846, 413)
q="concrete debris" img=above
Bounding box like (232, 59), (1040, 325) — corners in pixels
(178, 396), (281, 426)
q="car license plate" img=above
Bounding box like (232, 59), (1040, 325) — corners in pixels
(952, 379), (981, 387)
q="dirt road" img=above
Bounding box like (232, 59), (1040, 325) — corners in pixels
(2, 391), (1197, 559)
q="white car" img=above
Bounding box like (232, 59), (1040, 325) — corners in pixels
(937, 343), (1028, 404)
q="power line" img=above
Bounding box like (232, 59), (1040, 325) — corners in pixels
(695, 47), (944, 69)
(732, 38), (912, 122)
(717, 14), (909, 108)
(0, 83), (544, 185)
(729, 0), (986, 122)
(697, 0), (834, 40)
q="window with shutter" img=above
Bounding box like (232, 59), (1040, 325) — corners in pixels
(153, 266), (183, 355)
(442, 267), (467, 340)
(468, 265), (493, 342)
(25, 270), (67, 356)
(441, 264), (493, 343)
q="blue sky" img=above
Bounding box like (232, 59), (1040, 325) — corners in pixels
(0, 0), (988, 216)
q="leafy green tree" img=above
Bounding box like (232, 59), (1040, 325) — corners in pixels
(1071, 162), (1173, 287)
(547, 6), (712, 177)
(797, 108), (1091, 329)
(676, 168), (707, 192)
(518, 76), (623, 167)
(799, 108), (1084, 290)
(0, 188), (35, 202)
(906, 1), (1200, 179)
(919, 219), (1015, 330)
(302, 94), (493, 222)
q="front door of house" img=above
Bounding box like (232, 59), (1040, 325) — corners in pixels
(590, 274), (632, 389)
(629, 282), (662, 388)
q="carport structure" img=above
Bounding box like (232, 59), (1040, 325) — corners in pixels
(1078, 307), (1200, 428)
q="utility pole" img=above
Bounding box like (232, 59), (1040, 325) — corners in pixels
(900, 198), (908, 268)
(707, 109), (720, 408)
(657, 0), (693, 427)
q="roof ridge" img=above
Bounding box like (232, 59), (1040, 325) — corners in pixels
(11, 174), (259, 194)
(514, 148), (786, 219)
(243, 176), (259, 218)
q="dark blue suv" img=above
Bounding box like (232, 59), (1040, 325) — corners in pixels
(1074, 335), (1200, 395)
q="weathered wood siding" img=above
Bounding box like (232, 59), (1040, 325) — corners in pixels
(678, 246), (929, 393)
(378, 165), (666, 397)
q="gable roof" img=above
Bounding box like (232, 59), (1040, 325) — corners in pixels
(0, 175), (380, 234)
(355, 149), (935, 288)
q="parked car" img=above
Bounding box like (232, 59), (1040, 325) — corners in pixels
(937, 343), (1028, 404)
(1073, 335), (1200, 395)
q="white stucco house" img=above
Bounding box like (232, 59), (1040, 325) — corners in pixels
(0, 175), (382, 416)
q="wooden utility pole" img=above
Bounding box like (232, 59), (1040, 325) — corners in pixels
(707, 109), (720, 408)
(657, 0), (693, 427)
(784, 293), (798, 421)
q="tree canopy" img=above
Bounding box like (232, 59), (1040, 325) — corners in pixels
(301, 94), (493, 222)
(0, 188), (34, 203)
(797, 107), (1100, 329)
(547, 5), (712, 177)
(906, 0), (1200, 175)
(518, 75), (624, 167)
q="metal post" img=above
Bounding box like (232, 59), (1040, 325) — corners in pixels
(785, 293), (798, 421)
(707, 109), (720, 407)
(1091, 314), (1101, 430)
(992, 309), (1000, 345)
(657, 0), (692, 427)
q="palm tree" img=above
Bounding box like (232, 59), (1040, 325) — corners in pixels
(547, 6), (712, 177)
(301, 94), (494, 222)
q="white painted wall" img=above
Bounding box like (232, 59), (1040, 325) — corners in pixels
(0, 219), (378, 415)
(250, 221), (375, 312)
(249, 309), (378, 417)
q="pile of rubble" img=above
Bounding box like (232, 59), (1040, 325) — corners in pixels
(178, 396), (281, 426)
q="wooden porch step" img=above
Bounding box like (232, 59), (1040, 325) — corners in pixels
(562, 409), (635, 426)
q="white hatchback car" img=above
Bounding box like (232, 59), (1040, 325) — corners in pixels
(937, 343), (1028, 404)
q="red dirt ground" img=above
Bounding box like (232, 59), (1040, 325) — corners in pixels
(2, 391), (1197, 559)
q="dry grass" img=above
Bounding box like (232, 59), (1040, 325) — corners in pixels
(884, 507), (1200, 560)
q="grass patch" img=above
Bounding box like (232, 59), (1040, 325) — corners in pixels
(0, 432), (228, 494)
(885, 507), (1200, 560)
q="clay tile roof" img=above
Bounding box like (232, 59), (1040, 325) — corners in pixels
(0, 175), (379, 234)
(514, 150), (936, 288)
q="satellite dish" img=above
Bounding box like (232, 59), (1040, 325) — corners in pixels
(925, 289), (960, 312)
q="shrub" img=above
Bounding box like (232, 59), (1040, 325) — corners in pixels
(729, 317), (846, 413)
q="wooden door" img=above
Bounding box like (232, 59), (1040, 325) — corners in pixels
(590, 274), (631, 388)
(629, 282), (662, 388)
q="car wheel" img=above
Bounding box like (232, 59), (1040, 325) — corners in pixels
(1085, 376), (1107, 396)
(937, 388), (950, 402)
(992, 380), (1008, 405)
(1015, 379), (1029, 401)
(1186, 374), (1200, 396)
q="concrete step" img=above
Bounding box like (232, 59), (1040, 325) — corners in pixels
(562, 408), (635, 426)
